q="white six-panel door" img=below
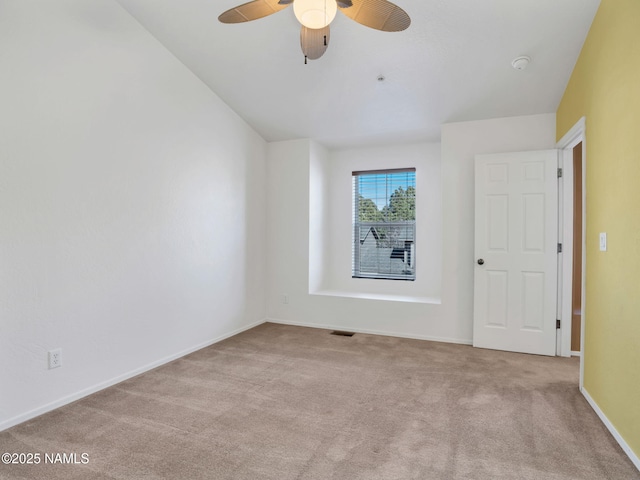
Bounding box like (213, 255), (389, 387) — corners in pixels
(473, 150), (558, 356)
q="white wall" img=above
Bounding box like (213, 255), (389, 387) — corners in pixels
(0, 0), (557, 430)
(308, 141), (330, 293)
(268, 140), (446, 339)
(323, 143), (442, 301)
(440, 113), (557, 340)
(266, 113), (556, 343)
(0, 0), (267, 430)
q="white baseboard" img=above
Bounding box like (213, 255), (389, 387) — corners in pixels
(582, 388), (640, 471)
(0, 318), (267, 433)
(571, 350), (581, 357)
(266, 318), (473, 346)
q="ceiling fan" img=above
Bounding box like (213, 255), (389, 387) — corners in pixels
(218, 0), (411, 62)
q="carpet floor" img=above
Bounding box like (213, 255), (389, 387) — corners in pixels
(1, 322), (638, 480)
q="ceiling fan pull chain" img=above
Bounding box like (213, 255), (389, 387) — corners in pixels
(304, 55), (308, 64)
(324, 35), (327, 46)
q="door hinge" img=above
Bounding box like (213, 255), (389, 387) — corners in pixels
(557, 167), (563, 178)
(557, 243), (563, 253)
(556, 319), (561, 329)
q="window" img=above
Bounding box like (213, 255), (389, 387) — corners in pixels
(352, 168), (416, 280)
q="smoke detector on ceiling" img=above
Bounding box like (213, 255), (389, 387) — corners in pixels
(511, 56), (531, 71)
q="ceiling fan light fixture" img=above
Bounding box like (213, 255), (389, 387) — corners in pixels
(293, 0), (337, 29)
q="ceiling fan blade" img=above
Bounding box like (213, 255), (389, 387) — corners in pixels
(301, 25), (330, 61)
(218, 0), (290, 24)
(338, 0), (410, 32)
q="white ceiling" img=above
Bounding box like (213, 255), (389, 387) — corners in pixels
(116, 0), (600, 148)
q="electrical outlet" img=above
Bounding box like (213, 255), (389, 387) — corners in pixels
(48, 349), (62, 369)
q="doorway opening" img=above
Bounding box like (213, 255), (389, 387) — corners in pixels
(571, 142), (583, 354)
(557, 116), (586, 387)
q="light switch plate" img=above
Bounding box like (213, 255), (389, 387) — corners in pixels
(599, 232), (607, 252)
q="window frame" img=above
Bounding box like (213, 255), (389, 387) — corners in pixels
(352, 168), (416, 281)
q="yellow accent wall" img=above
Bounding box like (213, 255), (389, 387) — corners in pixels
(557, 0), (640, 458)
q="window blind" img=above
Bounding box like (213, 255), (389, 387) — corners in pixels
(352, 168), (416, 280)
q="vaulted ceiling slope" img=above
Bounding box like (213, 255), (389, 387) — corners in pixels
(116, 0), (600, 148)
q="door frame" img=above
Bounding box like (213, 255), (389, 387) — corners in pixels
(556, 117), (586, 388)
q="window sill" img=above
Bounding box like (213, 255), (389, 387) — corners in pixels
(310, 289), (441, 304)
(352, 275), (415, 281)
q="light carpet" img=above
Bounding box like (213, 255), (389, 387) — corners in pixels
(1, 323), (638, 479)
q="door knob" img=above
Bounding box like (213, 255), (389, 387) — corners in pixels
(477, 259), (485, 265)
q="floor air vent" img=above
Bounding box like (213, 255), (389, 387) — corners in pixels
(331, 330), (355, 337)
